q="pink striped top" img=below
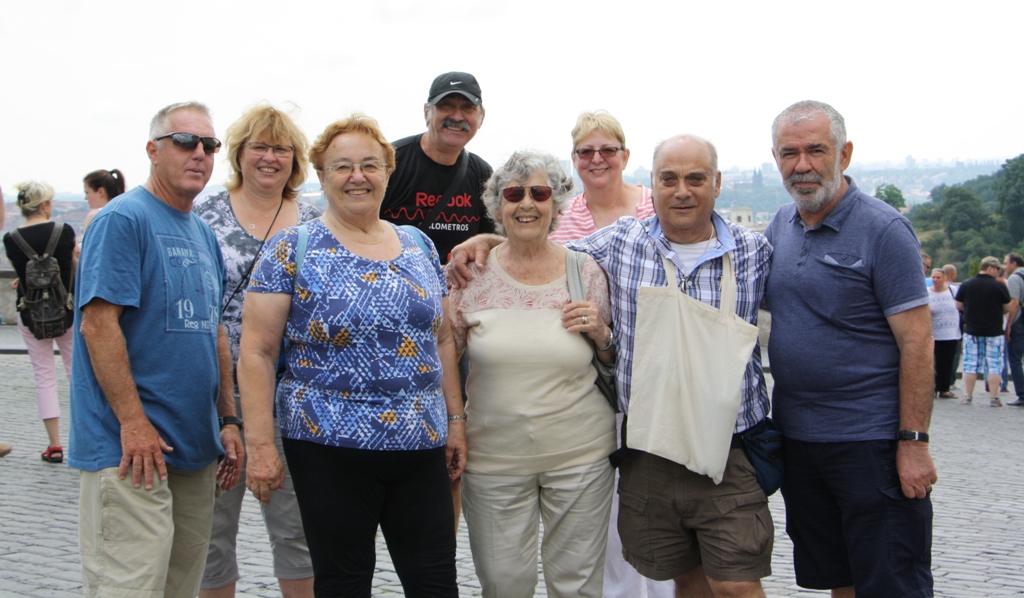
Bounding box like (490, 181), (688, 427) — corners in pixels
(549, 185), (655, 244)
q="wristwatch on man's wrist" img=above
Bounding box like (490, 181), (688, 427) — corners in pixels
(219, 416), (244, 431)
(896, 430), (928, 442)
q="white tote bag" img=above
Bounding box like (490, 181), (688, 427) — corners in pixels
(626, 252), (759, 484)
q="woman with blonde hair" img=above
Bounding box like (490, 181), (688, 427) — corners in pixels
(553, 111), (671, 598)
(192, 103), (319, 598)
(549, 110), (655, 244)
(3, 181), (76, 463)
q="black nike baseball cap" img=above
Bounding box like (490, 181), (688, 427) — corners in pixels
(427, 72), (482, 106)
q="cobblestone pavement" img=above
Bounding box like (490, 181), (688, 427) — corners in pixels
(2, 346), (1023, 596)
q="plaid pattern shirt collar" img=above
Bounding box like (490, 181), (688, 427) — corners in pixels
(568, 211), (771, 433)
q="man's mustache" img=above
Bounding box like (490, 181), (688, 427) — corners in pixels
(441, 118), (471, 132)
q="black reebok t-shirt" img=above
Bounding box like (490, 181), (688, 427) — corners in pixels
(955, 273), (1010, 337)
(380, 134), (494, 264)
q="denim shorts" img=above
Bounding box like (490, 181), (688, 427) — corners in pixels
(781, 438), (933, 597)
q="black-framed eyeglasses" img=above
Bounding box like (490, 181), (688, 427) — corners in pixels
(321, 160), (386, 176)
(574, 146), (622, 160)
(155, 132), (222, 154)
(245, 141), (295, 157)
(502, 186), (553, 203)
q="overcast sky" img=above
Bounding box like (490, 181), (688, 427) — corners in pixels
(2, 0), (1020, 195)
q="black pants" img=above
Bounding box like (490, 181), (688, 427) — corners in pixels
(283, 440), (458, 597)
(934, 339), (958, 393)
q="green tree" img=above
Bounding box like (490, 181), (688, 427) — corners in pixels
(996, 154), (1024, 244)
(929, 183), (948, 204)
(968, 258), (981, 278)
(908, 202), (941, 229)
(941, 186), (987, 237)
(874, 183), (906, 209)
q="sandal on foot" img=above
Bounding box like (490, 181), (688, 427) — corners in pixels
(41, 446), (63, 463)
(960, 396), (973, 404)
(938, 392), (955, 399)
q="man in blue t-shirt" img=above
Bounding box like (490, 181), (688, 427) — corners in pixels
(764, 100), (936, 597)
(69, 101), (243, 597)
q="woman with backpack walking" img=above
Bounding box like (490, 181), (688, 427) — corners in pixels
(3, 181), (76, 463)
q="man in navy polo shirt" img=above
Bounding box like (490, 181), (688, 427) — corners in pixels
(764, 100), (936, 598)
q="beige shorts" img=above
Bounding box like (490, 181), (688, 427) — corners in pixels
(617, 447), (773, 583)
(79, 461), (217, 597)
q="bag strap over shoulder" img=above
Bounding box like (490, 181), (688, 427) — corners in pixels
(43, 223), (64, 258)
(392, 133), (470, 228)
(7, 228), (36, 260)
(565, 250), (588, 303)
(8, 223), (63, 262)
(421, 149), (469, 226)
(565, 249), (594, 347)
(391, 134), (421, 150)
(295, 223), (309, 275)
(399, 224), (432, 256)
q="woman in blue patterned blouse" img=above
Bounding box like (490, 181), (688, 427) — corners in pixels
(237, 114), (466, 597)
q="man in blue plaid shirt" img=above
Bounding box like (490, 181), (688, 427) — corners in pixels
(450, 134), (773, 597)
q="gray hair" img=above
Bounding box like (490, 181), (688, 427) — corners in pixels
(482, 150), (574, 236)
(651, 134), (719, 174)
(772, 100), (847, 150)
(149, 101), (212, 140)
(15, 181), (55, 218)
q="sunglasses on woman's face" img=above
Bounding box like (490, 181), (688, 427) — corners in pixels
(502, 186), (553, 203)
(154, 132), (223, 154)
(574, 146), (622, 160)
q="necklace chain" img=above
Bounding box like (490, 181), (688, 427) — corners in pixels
(238, 193), (284, 231)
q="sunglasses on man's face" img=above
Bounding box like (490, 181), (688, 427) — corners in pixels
(155, 132), (222, 154)
(502, 186), (553, 203)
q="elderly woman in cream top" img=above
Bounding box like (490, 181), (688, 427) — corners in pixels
(449, 150), (616, 597)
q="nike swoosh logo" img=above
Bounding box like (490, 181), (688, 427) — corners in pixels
(450, 81), (461, 85)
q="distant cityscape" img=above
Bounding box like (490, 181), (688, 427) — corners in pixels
(0, 156), (1005, 270)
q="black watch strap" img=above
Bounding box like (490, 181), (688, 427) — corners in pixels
(219, 416), (244, 431)
(896, 430), (928, 442)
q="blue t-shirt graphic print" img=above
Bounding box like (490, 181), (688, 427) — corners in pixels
(160, 234), (220, 333)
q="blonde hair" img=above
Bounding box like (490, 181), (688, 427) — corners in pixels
(571, 110), (626, 150)
(223, 104), (310, 201)
(15, 181), (55, 217)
